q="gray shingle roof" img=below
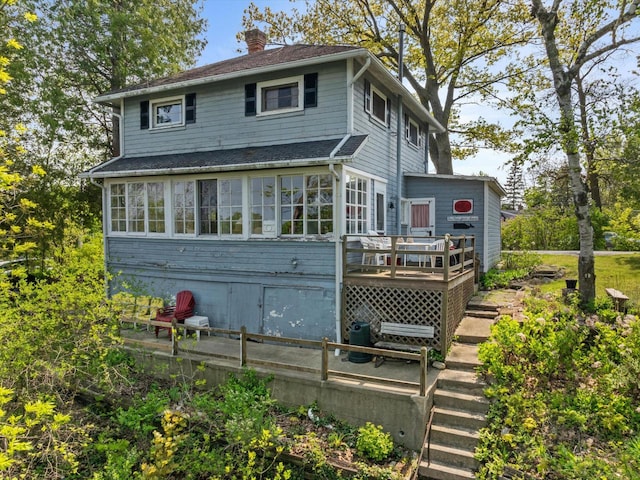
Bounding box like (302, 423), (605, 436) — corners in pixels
(86, 135), (368, 178)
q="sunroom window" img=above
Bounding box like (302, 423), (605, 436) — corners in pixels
(251, 177), (276, 236)
(280, 174), (333, 236)
(173, 181), (195, 234)
(219, 179), (243, 235)
(345, 174), (369, 234)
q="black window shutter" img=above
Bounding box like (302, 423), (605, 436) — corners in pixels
(140, 100), (149, 129)
(404, 114), (409, 139)
(386, 97), (391, 127)
(304, 73), (318, 108)
(364, 79), (371, 112)
(185, 93), (196, 124)
(245, 83), (257, 116)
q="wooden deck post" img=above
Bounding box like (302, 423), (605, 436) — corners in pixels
(321, 337), (329, 381)
(240, 326), (247, 366)
(171, 318), (178, 356)
(419, 346), (428, 396)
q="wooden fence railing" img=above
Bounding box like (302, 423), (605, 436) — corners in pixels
(120, 319), (429, 396)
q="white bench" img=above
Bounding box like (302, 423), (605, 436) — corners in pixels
(183, 315), (209, 341)
(373, 322), (434, 366)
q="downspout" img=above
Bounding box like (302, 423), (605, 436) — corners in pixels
(330, 162), (342, 354)
(424, 127), (430, 174)
(395, 25), (405, 235)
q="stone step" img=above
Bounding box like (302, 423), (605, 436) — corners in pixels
(445, 344), (481, 371)
(455, 316), (493, 345)
(436, 369), (486, 393)
(432, 406), (487, 431)
(464, 309), (498, 318)
(419, 460), (476, 480)
(428, 442), (479, 470)
(430, 424), (480, 450)
(466, 299), (500, 312)
(434, 389), (490, 415)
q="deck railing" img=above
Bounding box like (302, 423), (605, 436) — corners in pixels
(342, 234), (476, 281)
(120, 319), (429, 396)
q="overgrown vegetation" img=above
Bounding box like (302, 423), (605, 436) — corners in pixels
(480, 251), (542, 290)
(477, 292), (640, 479)
(0, 232), (413, 479)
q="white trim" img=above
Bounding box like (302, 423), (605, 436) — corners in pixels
(256, 75), (304, 116)
(406, 116), (421, 147)
(365, 83), (388, 126)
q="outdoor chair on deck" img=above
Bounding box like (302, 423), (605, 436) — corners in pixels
(155, 290), (195, 339)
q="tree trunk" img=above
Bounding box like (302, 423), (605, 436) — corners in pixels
(534, 2), (596, 304)
(576, 74), (602, 209)
(428, 131), (454, 174)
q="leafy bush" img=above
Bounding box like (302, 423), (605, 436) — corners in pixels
(355, 422), (394, 461)
(476, 297), (640, 478)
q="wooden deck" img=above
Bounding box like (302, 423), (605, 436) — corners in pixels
(341, 235), (477, 355)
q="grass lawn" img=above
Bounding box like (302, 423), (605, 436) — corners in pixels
(537, 253), (640, 304)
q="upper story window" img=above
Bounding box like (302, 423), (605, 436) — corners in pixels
(405, 115), (422, 147)
(140, 93), (196, 130)
(245, 73), (318, 116)
(364, 79), (390, 127)
(153, 97), (184, 128)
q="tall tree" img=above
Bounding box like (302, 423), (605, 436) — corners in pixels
(503, 159), (525, 210)
(1, 0), (207, 261)
(242, 0), (533, 174)
(530, 0), (640, 304)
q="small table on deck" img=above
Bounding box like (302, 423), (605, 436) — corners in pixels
(183, 315), (209, 341)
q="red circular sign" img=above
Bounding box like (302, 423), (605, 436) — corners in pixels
(454, 199), (472, 213)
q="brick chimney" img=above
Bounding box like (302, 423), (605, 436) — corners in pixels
(245, 29), (267, 54)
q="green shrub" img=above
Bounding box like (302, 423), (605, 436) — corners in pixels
(355, 422), (394, 462)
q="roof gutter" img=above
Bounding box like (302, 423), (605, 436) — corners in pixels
(83, 155), (356, 180)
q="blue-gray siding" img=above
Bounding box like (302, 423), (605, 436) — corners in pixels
(404, 176), (502, 272)
(123, 61), (349, 157)
(108, 237), (337, 340)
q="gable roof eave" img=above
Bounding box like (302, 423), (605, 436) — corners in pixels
(94, 48), (369, 105)
(82, 155), (355, 179)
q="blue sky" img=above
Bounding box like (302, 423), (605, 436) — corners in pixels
(198, 0), (511, 184)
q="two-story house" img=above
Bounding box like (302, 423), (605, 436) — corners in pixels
(83, 30), (503, 346)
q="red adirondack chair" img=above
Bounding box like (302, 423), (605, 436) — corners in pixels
(155, 290), (195, 339)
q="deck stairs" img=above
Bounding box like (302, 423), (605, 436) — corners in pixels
(419, 299), (500, 480)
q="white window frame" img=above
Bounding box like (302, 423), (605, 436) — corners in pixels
(108, 180), (169, 236)
(345, 173), (370, 235)
(406, 117), (421, 147)
(367, 85), (388, 126)
(373, 182), (387, 234)
(172, 180), (196, 236)
(250, 176), (277, 238)
(151, 95), (185, 129)
(257, 75), (304, 116)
